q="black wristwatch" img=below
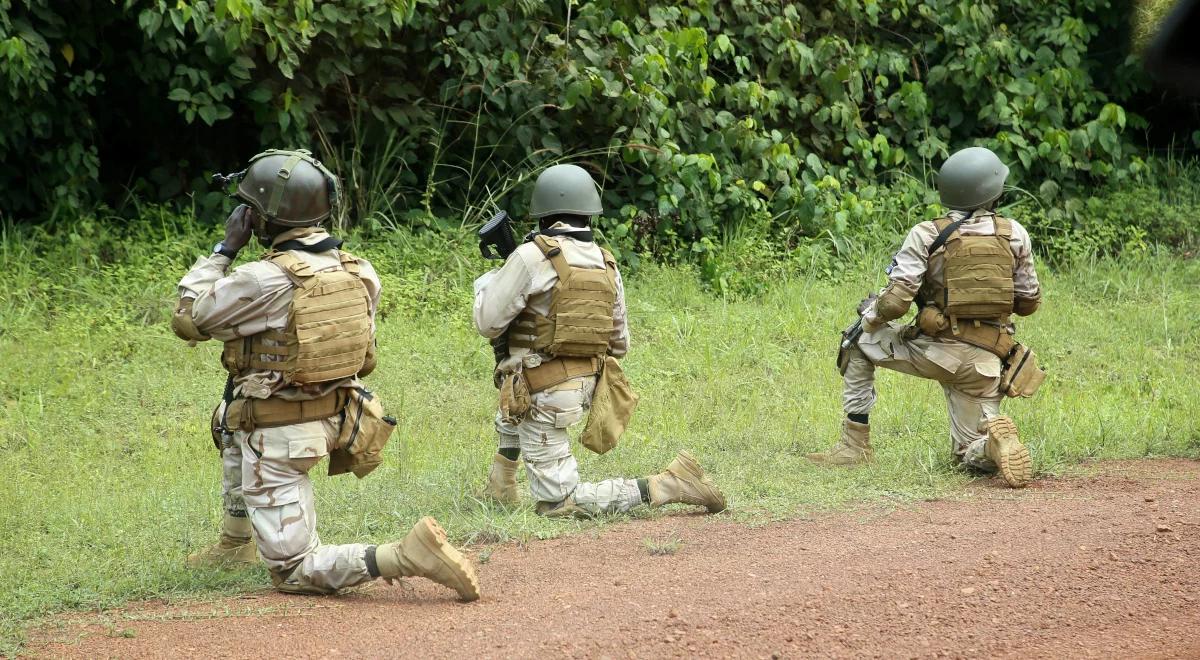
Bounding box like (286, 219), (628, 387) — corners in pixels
(213, 242), (240, 260)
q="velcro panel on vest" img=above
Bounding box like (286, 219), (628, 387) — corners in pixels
(538, 236), (617, 358)
(288, 270), (372, 384)
(237, 252), (372, 384)
(524, 356), (600, 393)
(941, 217), (1015, 320)
(550, 266), (616, 356)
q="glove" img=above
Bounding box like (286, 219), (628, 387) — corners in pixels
(222, 204), (254, 253)
(856, 293), (878, 317)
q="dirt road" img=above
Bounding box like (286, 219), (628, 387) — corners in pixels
(30, 460), (1200, 659)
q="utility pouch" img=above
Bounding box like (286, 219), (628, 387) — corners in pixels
(999, 344), (1046, 398)
(917, 306), (949, 336)
(498, 372), (532, 424)
(328, 387), (397, 479)
(580, 356), (639, 455)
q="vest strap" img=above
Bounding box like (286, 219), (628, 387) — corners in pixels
(929, 217), (967, 256)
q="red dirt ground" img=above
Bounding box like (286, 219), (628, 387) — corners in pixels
(28, 459), (1200, 659)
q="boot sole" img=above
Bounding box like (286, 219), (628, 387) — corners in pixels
(668, 451), (727, 513)
(987, 417), (1032, 488)
(413, 517), (481, 602)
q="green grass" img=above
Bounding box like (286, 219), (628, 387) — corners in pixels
(0, 216), (1198, 653)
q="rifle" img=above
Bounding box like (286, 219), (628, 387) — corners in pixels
(477, 211), (538, 370)
(836, 315), (864, 373)
(479, 210), (519, 260)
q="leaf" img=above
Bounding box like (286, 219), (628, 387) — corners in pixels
(197, 104), (218, 125)
(167, 88), (191, 102)
(60, 44), (74, 66)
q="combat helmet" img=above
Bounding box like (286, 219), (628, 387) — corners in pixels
(236, 149), (339, 226)
(529, 164), (603, 219)
(937, 147), (1009, 211)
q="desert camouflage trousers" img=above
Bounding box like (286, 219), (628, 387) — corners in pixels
(842, 323), (1005, 471)
(217, 401), (372, 593)
(495, 375), (642, 514)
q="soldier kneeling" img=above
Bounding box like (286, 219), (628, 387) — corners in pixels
(809, 147), (1044, 488)
(174, 149), (478, 600)
(474, 164), (727, 516)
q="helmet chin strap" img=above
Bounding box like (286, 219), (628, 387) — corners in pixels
(249, 209), (274, 247)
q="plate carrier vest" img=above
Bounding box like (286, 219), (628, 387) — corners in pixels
(506, 235), (619, 359)
(918, 215), (1017, 357)
(222, 249), (372, 385)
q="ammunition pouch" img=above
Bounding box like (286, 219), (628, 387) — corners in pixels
(999, 344), (1046, 398)
(328, 387), (397, 479)
(580, 356), (639, 455)
(498, 372), (532, 424)
(226, 390), (349, 432)
(524, 356), (601, 393)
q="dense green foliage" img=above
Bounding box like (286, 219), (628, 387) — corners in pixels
(2, 198), (1199, 652)
(1, 0), (1163, 257)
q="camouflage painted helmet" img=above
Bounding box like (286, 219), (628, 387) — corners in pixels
(937, 147), (1009, 211)
(236, 149), (338, 226)
(529, 164), (603, 218)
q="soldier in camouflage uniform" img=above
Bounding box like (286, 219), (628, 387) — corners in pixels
(808, 147), (1043, 488)
(475, 164), (727, 517)
(174, 149), (478, 600)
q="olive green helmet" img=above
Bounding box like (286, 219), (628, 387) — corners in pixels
(937, 147), (1009, 211)
(235, 149), (338, 226)
(529, 164), (603, 218)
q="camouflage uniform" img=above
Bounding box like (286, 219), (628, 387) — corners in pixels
(845, 208), (1042, 469)
(179, 227), (383, 592)
(474, 224), (644, 514)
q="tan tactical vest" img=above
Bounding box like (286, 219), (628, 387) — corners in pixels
(222, 250), (372, 385)
(506, 235), (618, 358)
(919, 215), (1017, 357)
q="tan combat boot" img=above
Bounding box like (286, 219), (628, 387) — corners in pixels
(985, 416), (1032, 488)
(375, 517), (480, 602)
(483, 454), (520, 505)
(186, 513), (258, 568)
(805, 420), (872, 466)
(648, 450), (727, 513)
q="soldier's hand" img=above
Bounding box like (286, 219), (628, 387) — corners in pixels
(856, 293), (878, 317)
(222, 204), (254, 252)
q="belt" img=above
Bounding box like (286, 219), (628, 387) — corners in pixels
(227, 389), (349, 432)
(935, 319), (1015, 359)
(523, 356), (600, 393)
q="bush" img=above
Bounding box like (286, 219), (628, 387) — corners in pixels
(0, 0), (1159, 258)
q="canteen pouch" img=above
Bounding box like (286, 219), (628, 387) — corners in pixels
(328, 387), (397, 479)
(580, 356), (639, 455)
(999, 344), (1046, 398)
(498, 372), (532, 424)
